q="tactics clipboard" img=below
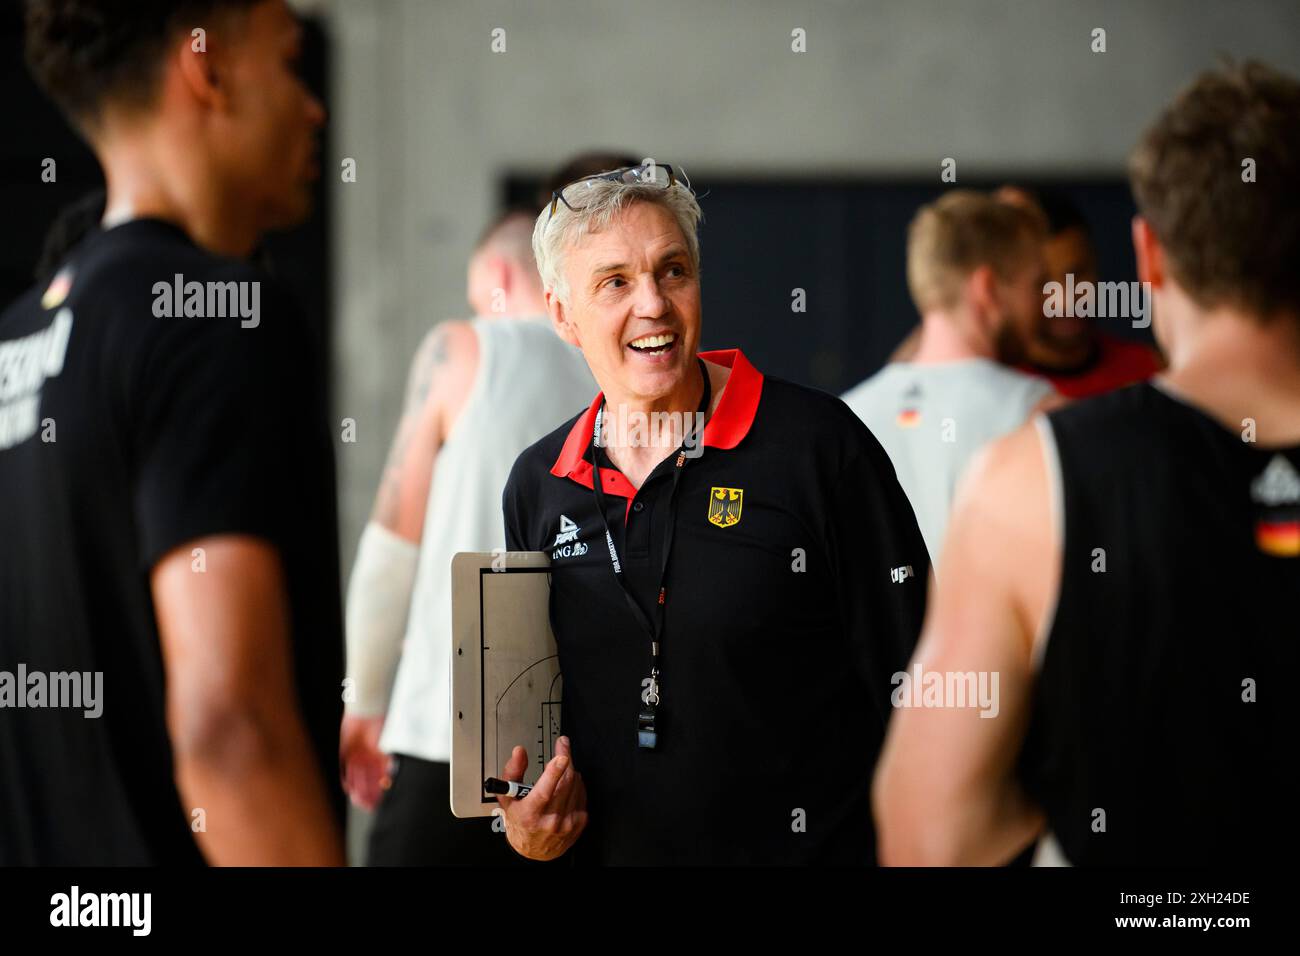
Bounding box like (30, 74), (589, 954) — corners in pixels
(449, 551), (561, 818)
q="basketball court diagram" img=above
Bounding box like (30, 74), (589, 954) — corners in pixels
(489, 647), (563, 783)
(450, 552), (562, 817)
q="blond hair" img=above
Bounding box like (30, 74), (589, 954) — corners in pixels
(906, 190), (1046, 312)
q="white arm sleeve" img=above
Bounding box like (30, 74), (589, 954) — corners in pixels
(344, 521), (420, 716)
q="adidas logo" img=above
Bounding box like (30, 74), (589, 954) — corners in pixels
(1251, 455), (1300, 507)
(553, 514), (580, 547)
(890, 565), (915, 584)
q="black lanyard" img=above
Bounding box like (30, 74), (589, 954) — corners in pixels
(588, 358), (711, 749)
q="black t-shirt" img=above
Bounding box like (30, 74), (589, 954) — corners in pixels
(0, 219), (345, 864)
(503, 349), (929, 864)
(1019, 382), (1297, 865)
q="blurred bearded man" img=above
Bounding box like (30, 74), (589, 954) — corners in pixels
(844, 191), (1061, 564)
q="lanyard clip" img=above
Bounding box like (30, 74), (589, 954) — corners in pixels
(642, 673), (660, 706)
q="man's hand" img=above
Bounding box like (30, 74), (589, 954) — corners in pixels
(340, 713), (391, 811)
(496, 736), (587, 861)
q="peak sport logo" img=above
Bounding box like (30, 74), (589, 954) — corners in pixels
(552, 514), (588, 560)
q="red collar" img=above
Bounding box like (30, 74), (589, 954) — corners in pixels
(550, 348), (764, 495)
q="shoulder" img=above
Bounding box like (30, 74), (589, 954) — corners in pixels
(402, 319), (480, 411)
(949, 416), (1069, 645)
(481, 314), (551, 343)
(962, 417), (1049, 497)
(65, 223), (286, 349)
(1047, 380), (1160, 440)
(759, 375), (896, 472)
(475, 317), (590, 378)
(840, 367), (894, 414)
(948, 418), (1054, 584)
(955, 412), (1060, 541)
(1042, 382), (1185, 490)
(412, 319), (478, 368)
(93, 223), (266, 295)
(764, 375), (873, 432)
(968, 359), (1056, 403)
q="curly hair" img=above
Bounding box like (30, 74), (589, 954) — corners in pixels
(1129, 60), (1300, 321)
(24, 0), (263, 126)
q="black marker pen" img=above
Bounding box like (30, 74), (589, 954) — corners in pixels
(483, 776), (532, 799)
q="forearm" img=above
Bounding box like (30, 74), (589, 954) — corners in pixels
(942, 781), (1044, 866)
(344, 522), (419, 715)
(173, 708), (345, 865)
(878, 772), (1043, 866)
(977, 780), (1046, 864)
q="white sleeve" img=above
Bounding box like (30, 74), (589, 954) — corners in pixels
(344, 521), (420, 716)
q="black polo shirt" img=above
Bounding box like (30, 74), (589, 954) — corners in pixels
(503, 349), (929, 865)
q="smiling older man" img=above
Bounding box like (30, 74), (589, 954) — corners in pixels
(495, 163), (930, 865)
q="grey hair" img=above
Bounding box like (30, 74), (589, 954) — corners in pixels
(531, 175), (704, 306)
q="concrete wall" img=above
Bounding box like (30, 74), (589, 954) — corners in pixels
(324, 0), (1300, 573)
(315, 0), (1300, 859)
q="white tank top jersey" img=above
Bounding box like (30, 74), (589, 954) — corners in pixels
(379, 315), (596, 762)
(842, 358), (1054, 565)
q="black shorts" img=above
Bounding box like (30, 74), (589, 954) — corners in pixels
(365, 754), (524, 866)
